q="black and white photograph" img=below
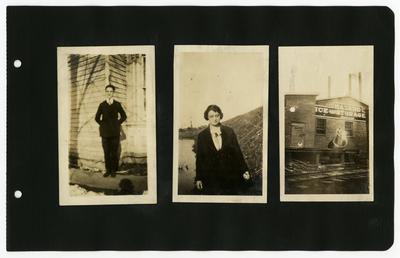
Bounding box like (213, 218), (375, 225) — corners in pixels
(57, 46), (156, 205)
(173, 45), (268, 203)
(279, 46), (374, 202)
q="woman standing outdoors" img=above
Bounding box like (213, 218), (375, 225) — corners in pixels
(195, 104), (251, 195)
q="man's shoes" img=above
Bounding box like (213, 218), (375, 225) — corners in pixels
(111, 173), (116, 178)
(103, 172), (111, 177)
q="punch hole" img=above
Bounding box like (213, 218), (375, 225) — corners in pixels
(14, 190), (22, 199)
(13, 59), (22, 68)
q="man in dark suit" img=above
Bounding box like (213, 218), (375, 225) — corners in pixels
(95, 84), (127, 177)
(195, 105), (251, 195)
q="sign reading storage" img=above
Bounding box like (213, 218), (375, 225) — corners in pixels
(315, 102), (367, 121)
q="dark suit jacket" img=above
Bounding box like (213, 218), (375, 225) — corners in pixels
(95, 100), (127, 138)
(195, 124), (248, 186)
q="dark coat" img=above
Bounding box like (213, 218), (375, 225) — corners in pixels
(95, 100), (127, 138)
(195, 124), (248, 194)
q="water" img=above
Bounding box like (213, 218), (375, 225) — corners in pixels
(178, 139), (197, 194)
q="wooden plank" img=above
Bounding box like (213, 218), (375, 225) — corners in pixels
(108, 60), (126, 72)
(109, 75), (127, 85)
(69, 117), (97, 124)
(70, 106), (103, 113)
(70, 137), (100, 143)
(70, 88), (105, 99)
(69, 94), (109, 101)
(69, 143), (101, 149)
(70, 81), (103, 94)
(75, 147), (103, 153)
(109, 55), (126, 66)
(68, 54), (99, 63)
(69, 147), (103, 154)
(68, 147), (101, 152)
(69, 145), (137, 153)
(70, 71), (104, 83)
(109, 67), (126, 79)
(69, 138), (101, 145)
(69, 138), (101, 144)
(69, 154), (103, 161)
(71, 82), (124, 93)
(69, 95), (126, 107)
(71, 89), (126, 98)
(70, 90), (105, 99)
(68, 55), (103, 66)
(68, 54), (91, 65)
(70, 76), (106, 87)
(70, 74), (104, 86)
(109, 69), (126, 79)
(112, 54), (127, 63)
(108, 62), (126, 74)
(74, 147), (104, 154)
(70, 66), (105, 81)
(73, 65), (105, 77)
(69, 58), (105, 73)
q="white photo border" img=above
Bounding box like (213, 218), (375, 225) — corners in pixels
(57, 45), (157, 205)
(173, 45), (269, 203)
(279, 45), (374, 202)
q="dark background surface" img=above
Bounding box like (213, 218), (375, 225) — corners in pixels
(7, 6), (394, 250)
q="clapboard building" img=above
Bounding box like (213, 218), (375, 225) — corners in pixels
(284, 76), (369, 169)
(68, 54), (147, 171)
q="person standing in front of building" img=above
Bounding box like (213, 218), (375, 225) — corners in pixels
(195, 104), (251, 195)
(95, 84), (127, 177)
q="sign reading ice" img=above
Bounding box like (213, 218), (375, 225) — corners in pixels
(315, 102), (367, 121)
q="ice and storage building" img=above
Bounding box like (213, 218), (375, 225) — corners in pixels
(285, 74), (369, 169)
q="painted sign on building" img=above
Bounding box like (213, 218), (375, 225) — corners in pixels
(314, 102), (367, 121)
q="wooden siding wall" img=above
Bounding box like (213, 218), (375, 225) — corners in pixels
(124, 55), (147, 165)
(68, 54), (147, 171)
(314, 119), (367, 151)
(285, 95), (317, 148)
(314, 97), (369, 152)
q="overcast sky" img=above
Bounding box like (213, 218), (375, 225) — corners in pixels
(178, 50), (267, 128)
(279, 46), (373, 105)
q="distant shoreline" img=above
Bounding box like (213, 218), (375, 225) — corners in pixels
(179, 126), (205, 140)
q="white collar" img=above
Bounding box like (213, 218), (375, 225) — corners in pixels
(106, 98), (114, 105)
(210, 125), (222, 135)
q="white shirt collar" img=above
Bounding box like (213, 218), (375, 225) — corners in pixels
(210, 125), (222, 150)
(210, 125), (222, 135)
(106, 98), (114, 105)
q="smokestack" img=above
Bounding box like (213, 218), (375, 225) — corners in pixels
(327, 76), (331, 98)
(348, 73), (352, 97)
(358, 72), (362, 101)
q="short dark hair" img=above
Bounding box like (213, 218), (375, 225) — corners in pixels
(203, 104), (223, 120)
(105, 84), (116, 91)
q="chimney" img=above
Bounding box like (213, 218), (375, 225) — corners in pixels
(358, 72), (362, 101)
(327, 76), (331, 98)
(348, 73), (352, 97)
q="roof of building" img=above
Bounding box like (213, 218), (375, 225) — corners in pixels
(316, 96), (369, 107)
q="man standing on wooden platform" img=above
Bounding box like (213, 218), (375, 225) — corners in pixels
(95, 84), (127, 177)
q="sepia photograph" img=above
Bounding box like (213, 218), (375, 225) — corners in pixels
(58, 46), (156, 205)
(173, 45), (268, 203)
(279, 46), (374, 202)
